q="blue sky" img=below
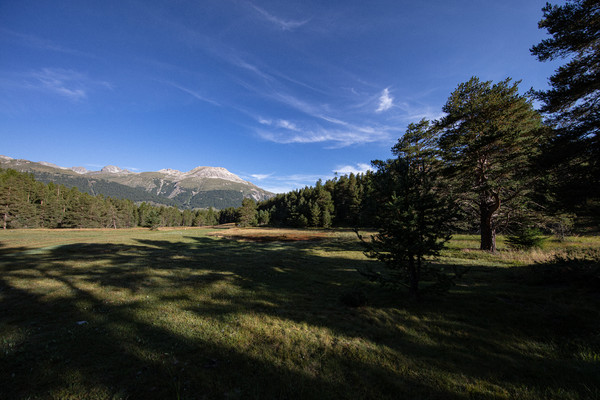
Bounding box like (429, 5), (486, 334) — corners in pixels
(1, 0), (561, 193)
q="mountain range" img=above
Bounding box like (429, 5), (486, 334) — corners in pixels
(0, 155), (274, 209)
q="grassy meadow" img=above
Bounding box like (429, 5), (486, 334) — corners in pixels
(1, 227), (599, 399)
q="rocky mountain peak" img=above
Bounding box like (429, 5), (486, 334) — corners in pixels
(158, 168), (185, 178)
(100, 165), (131, 174)
(186, 166), (246, 183)
(70, 166), (89, 174)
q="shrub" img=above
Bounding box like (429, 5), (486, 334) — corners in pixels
(506, 227), (547, 250)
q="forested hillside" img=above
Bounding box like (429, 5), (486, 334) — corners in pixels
(0, 169), (219, 229)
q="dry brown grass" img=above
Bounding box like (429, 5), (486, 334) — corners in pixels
(207, 227), (330, 242)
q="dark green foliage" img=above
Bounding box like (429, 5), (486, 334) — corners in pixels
(238, 198), (258, 227)
(0, 169), (39, 229)
(257, 209), (270, 226)
(332, 174), (362, 226)
(506, 227), (547, 250)
(358, 121), (458, 299)
(437, 77), (545, 252)
(257, 174), (372, 228)
(219, 207), (239, 225)
(531, 0), (600, 224)
(144, 209), (162, 230)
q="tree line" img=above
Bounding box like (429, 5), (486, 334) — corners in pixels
(0, 168), (220, 229)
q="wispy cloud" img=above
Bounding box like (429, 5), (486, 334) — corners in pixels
(253, 97), (399, 147)
(270, 91), (326, 116)
(376, 88), (393, 113)
(257, 118), (300, 131)
(166, 81), (221, 106)
(245, 172), (329, 193)
(392, 100), (446, 122)
(249, 88), (399, 146)
(1, 28), (97, 59)
(250, 173), (273, 180)
(256, 125), (391, 148)
(24, 68), (111, 101)
(251, 4), (309, 31)
(334, 163), (373, 175)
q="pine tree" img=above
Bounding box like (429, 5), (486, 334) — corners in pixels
(359, 121), (456, 299)
(238, 198), (258, 227)
(437, 77), (545, 252)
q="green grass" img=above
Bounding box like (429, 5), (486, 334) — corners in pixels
(1, 228), (599, 399)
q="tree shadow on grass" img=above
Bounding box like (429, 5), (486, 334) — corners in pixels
(0, 235), (599, 399)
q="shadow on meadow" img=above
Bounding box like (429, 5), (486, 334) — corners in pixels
(0, 235), (598, 399)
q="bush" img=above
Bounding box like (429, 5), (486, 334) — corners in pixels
(506, 227), (547, 250)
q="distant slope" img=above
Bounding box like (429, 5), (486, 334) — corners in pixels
(0, 155), (273, 209)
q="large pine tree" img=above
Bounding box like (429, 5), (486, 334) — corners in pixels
(437, 77), (545, 252)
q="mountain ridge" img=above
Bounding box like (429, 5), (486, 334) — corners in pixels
(0, 155), (274, 209)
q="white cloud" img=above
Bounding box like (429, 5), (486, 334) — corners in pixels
(256, 128), (378, 147)
(251, 5), (309, 31)
(334, 163), (373, 175)
(167, 82), (220, 106)
(250, 173), (272, 180)
(256, 118), (394, 147)
(31, 68), (88, 101)
(12, 68), (112, 102)
(251, 173), (330, 194)
(376, 88), (393, 113)
(276, 120), (299, 130)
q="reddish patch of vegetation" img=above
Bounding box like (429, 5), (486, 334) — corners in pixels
(209, 228), (328, 243)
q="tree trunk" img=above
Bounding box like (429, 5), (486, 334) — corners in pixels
(480, 213), (496, 252)
(479, 193), (500, 252)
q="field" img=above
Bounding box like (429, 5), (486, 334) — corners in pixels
(1, 227), (599, 399)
